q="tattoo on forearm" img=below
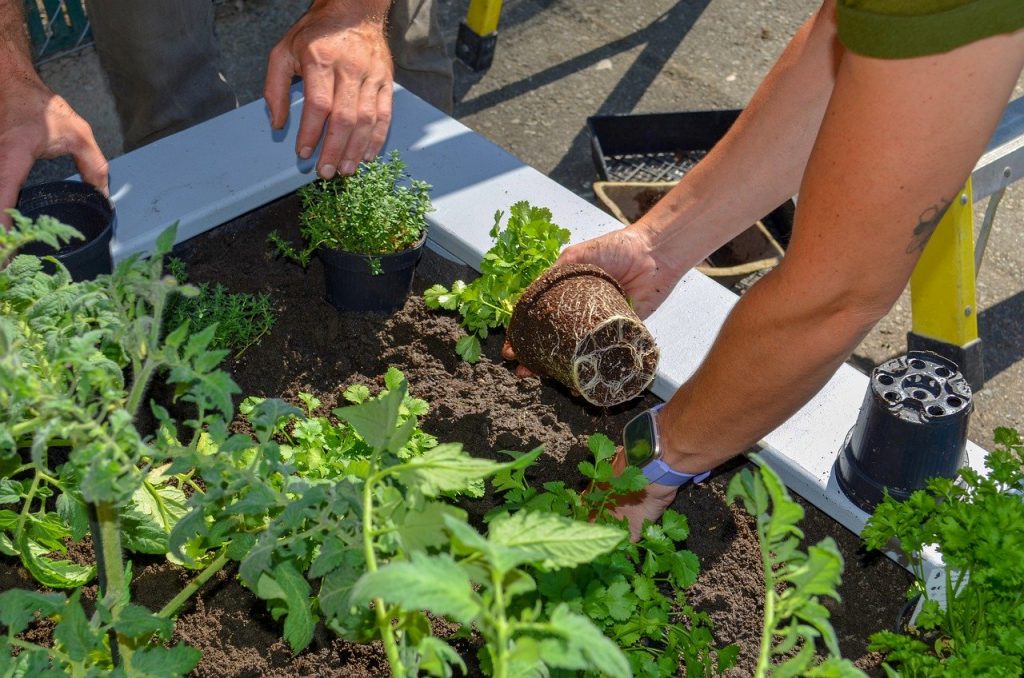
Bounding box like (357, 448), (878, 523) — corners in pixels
(905, 198), (952, 254)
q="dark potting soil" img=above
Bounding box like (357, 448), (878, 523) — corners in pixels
(1, 193), (912, 677)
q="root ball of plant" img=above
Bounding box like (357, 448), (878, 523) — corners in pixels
(507, 264), (659, 406)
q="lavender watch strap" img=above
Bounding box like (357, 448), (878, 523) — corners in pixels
(642, 403), (710, 486)
(641, 459), (712, 486)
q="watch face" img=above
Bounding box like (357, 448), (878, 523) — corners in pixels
(623, 410), (657, 467)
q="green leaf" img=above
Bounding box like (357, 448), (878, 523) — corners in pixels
(394, 443), (503, 497)
(0, 478), (22, 504)
(661, 509), (689, 542)
(455, 335), (481, 363)
(350, 552), (482, 625)
(662, 549), (700, 588)
(396, 501), (467, 553)
(155, 223), (179, 255)
(587, 433), (617, 463)
(0, 589), (64, 635)
(55, 493), (89, 542)
(488, 511), (625, 574)
(256, 561), (315, 654)
(604, 578), (638, 621)
(17, 533), (95, 589)
(334, 379), (413, 454)
(342, 383), (371, 404)
(417, 635), (467, 678)
(318, 550), (366, 620)
(52, 592), (96, 662)
(545, 604), (632, 677)
(128, 643), (203, 677)
(113, 603), (173, 640)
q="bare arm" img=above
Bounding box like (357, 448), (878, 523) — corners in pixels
(0, 0), (107, 226)
(560, 1), (842, 314)
(661, 28), (1024, 473)
(264, 0), (394, 180)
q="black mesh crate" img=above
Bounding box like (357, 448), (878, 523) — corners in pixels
(587, 109), (742, 182)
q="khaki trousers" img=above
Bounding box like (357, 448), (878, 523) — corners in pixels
(88, 0), (453, 151)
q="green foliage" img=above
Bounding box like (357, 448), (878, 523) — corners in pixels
(269, 150), (432, 273)
(727, 457), (866, 678)
(0, 585), (200, 677)
(486, 433), (737, 677)
(1, 215), (238, 588)
(1, 213), (243, 672)
(424, 201), (569, 362)
(0, 210), (734, 677)
(861, 427), (1024, 677)
(164, 258), (275, 359)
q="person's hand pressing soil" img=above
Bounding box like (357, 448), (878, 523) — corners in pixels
(598, 447), (679, 542)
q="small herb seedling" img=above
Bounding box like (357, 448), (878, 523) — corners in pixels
(269, 150), (432, 274)
(424, 201), (569, 362)
(728, 457), (866, 678)
(165, 257), (275, 359)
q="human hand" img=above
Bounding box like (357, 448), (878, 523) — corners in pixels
(557, 226), (680, 319)
(605, 446), (678, 542)
(0, 71), (108, 228)
(264, 0), (393, 180)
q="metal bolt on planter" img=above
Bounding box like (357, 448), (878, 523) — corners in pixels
(835, 351), (973, 513)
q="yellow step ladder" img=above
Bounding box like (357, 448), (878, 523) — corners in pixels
(909, 96), (1024, 390)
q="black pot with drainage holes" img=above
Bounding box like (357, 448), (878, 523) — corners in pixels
(836, 351), (972, 513)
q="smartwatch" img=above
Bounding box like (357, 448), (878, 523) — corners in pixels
(622, 403), (711, 487)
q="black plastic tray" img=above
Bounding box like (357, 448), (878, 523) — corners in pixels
(587, 109), (742, 182)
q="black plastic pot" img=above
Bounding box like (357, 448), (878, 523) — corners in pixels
(318, 233), (425, 314)
(835, 351), (973, 512)
(16, 181), (115, 281)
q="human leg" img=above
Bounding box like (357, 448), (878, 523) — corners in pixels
(88, 0), (237, 151)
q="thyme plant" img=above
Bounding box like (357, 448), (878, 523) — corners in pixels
(269, 150), (432, 273)
(165, 257), (275, 359)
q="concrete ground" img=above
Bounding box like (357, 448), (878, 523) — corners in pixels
(29, 0), (1023, 444)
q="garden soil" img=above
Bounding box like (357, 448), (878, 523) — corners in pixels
(2, 194), (913, 677)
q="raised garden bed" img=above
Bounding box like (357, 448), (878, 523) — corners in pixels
(0, 193), (916, 677)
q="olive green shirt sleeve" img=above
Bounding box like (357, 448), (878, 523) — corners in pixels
(837, 0), (1024, 58)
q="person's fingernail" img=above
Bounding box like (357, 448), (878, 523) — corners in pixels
(363, 150), (376, 161)
(340, 161), (357, 176)
(299, 146), (313, 160)
(319, 164), (336, 179)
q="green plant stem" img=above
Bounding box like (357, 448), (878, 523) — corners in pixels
(158, 550), (230, 619)
(14, 471), (42, 539)
(9, 418), (44, 439)
(125, 360), (158, 419)
(362, 474), (406, 678)
(754, 525), (774, 678)
(489, 568), (512, 678)
(93, 501), (132, 667)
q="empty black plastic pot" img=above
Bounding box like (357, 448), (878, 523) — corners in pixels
(836, 351), (972, 512)
(16, 181), (115, 281)
(318, 233), (425, 314)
